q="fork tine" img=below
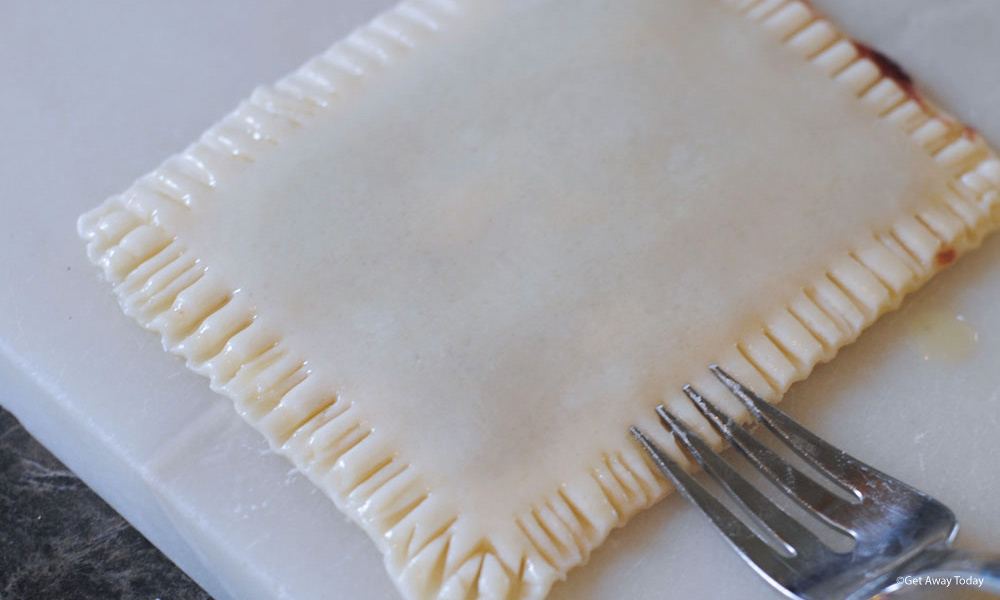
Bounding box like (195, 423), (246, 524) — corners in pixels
(710, 365), (883, 496)
(629, 425), (796, 585)
(654, 405), (829, 559)
(683, 385), (856, 527)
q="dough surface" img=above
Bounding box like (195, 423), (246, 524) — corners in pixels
(79, 0), (1000, 598)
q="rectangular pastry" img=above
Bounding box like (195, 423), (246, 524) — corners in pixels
(78, 0), (1000, 598)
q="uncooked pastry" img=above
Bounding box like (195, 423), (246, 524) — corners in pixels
(78, 0), (1000, 598)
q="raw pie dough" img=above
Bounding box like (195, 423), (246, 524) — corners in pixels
(78, 0), (1000, 598)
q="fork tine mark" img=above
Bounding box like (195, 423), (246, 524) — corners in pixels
(710, 364), (885, 499)
(629, 426), (796, 585)
(683, 385), (856, 529)
(654, 406), (829, 560)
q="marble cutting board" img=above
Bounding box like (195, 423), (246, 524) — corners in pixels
(1, 1), (999, 598)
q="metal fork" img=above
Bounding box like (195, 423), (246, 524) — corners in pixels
(630, 365), (1000, 599)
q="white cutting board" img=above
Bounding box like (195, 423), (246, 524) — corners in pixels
(1, 1), (998, 599)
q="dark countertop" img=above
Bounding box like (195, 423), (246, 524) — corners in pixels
(0, 406), (211, 600)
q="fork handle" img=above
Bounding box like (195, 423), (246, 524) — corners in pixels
(878, 549), (1000, 597)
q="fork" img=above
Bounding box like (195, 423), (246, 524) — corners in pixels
(630, 365), (1000, 599)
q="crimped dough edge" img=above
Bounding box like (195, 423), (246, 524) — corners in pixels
(77, 0), (1000, 598)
